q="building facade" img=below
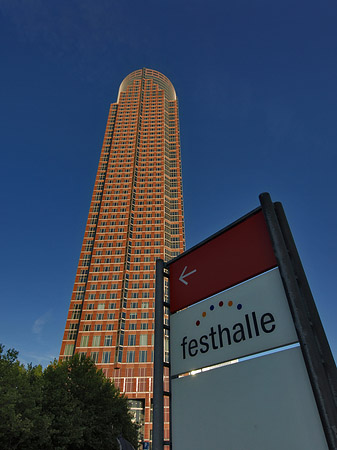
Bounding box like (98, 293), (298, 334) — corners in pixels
(59, 68), (185, 445)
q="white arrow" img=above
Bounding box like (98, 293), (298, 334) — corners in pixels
(179, 266), (197, 285)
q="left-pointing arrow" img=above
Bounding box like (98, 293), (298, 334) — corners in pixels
(179, 266), (197, 285)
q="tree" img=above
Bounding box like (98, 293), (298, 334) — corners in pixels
(43, 355), (138, 449)
(0, 346), (138, 449)
(0, 345), (50, 449)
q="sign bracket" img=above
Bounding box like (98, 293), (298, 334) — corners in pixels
(260, 192), (337, 449)
(153, 259), (171, 450)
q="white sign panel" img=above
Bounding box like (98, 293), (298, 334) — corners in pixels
(171, 346), (328, 449)
(171, 268), (298, 376)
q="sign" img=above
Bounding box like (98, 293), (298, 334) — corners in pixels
(171, 346), (328, 450)
(169, 210), (277, 313)
(170, 268), (298, 376)
(156, 197), (335, 450)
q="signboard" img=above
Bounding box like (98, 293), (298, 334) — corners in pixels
(169, 210), (277, 313)
(170, 268), (298, 376)
(171, 346), (328, 450)
(153, 196), (336, 450)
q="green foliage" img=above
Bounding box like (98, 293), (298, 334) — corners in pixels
(0, 346), (138, 449)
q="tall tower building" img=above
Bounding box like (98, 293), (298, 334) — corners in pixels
(60, 68), (185, 444)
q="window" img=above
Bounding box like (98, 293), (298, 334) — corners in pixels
(141, 302), (149, 309)
(67, 330), (77, 340)
(71, 311), (80, 320)
(91, 352), (99, 363)
(126, 351), (135, 363)
(92, 336), (101, 347)
(131, 302), (138, 308)
(128, 335), (136, 346)
(140, 323), (148, 330)
(139, 334), (148, 346)
(102, 351), (111, 363)
(141, 312), (148, 319)
(104, 335), (112, 346)
(83, 324), (91, 331)
(107, 313), (115, 320)
(64, 344), (74, 356)
(139, 351), (147, 362)
(96, 313), (104, 320)
(97, 303), (105, 310)
(94, 324), (102, 331)
(109, 303), (116, 309)
(106, 324), (114, 330)
(80, 336), (89, 347)
(130, 313), (137, 319)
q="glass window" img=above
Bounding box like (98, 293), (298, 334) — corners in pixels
(92, 335), (101, 347)
(102, 351), (111, 363)
(80, 336), (89, 347)
(64, 344), (74, 356)
(128, 335), (136, 346)
(139, 351), (147, 362)
(139, 334), (148, 346)
(126, 351), (135, 363)
(104, 335), (112, 346)
(91, 352), (99, 363)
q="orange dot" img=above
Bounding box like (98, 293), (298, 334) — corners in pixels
(202, 311), (206, 317)
(228, 301), (233, 307)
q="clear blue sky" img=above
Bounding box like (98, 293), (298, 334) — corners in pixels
(1, 0), (336, 367)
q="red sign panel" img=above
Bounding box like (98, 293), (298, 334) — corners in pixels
(169, 210), (277, 313)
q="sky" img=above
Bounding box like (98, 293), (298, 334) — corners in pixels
(1, 0), (337, 367)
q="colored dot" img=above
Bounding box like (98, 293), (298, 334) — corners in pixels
(210, 305), (214, 311)
(196, 320), (200, 326)
(237, 304), (242, 310)
(219, 301), (224, 307)
(228, 301), (233, 307)
(202, 311), (206, 317)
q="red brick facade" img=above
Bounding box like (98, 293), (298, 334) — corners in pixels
(60, 68), (185, 446)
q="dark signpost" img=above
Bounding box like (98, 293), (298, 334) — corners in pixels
(153, 193), (337, 449)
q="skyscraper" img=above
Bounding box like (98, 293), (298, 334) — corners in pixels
(60, 68), (185, 444)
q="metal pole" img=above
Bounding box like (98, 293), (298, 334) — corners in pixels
(259, 192), (337, 449)
(274, 201), (337, 406)
(153, 259), (164, 450)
